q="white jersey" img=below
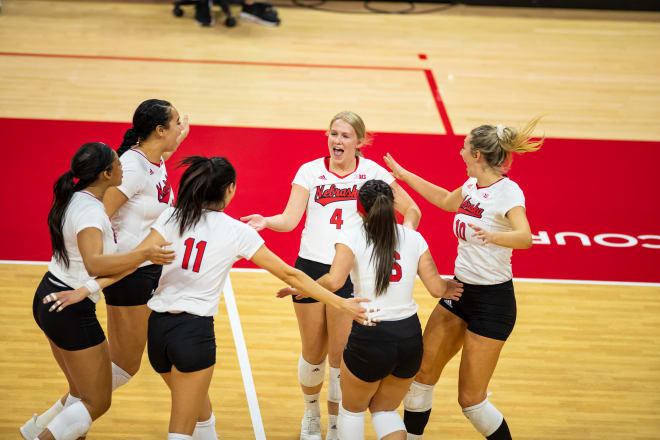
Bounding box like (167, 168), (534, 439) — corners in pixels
(48, 191), (118, 303)
(293, 157), (395, 264)
(453, 177), (525, 285)
(111, 148), (174, 266)
(337, 224), (427, 322)
(148, 207), (265, 317)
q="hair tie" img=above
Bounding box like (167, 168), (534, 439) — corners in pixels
(356, 197), (368, 216)
(496, 124), (504, 140)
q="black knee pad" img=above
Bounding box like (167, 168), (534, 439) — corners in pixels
(404, 408), (432, 435)
(487, 419), (511, 440)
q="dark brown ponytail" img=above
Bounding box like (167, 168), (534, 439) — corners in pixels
(358, 180), (398, 296)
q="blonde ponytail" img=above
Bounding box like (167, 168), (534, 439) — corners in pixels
(470, 117), (544, 172)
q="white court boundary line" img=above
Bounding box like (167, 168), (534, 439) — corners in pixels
(223, 277), (266, 440)
(5, 258), (267, 439)
(2, 261), (660, 287)
(2, 260), (660, 287)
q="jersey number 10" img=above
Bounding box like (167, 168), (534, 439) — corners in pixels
(182, 237), (207, 273)
(455, 219), (467, 241)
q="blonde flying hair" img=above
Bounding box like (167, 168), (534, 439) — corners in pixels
(328, 111), (372, 157)
(469, 117), (544, 172)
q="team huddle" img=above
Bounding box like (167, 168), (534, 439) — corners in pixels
(22, 99), (542, 440)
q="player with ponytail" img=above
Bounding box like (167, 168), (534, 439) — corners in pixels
(99, 99), (189, 409)
(278, 179), (463, 440)
(22, 142), (174, 440)
(384, 119), (543, 440)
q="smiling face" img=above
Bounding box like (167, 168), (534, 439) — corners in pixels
(460, 134), (481, 178)
(327, 119), (363, 168)
(156, 106), (183, 150)
(106, 150), (123, 187)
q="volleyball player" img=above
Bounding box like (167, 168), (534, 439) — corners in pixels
(22, 142), (174, 440)
(240, 111), (421, 440)
(100, 99), (189, 397)
(384, 119), (543, 440)
(278, 179), (463, 440)
(46, 156), (375, 440)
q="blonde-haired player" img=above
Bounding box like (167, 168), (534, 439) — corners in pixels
(241, 111), (421, 440)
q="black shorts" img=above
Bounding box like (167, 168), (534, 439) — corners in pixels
(293, 256), (353, 304)
(343, 314), (423, 383)
(439, 278), (516, 341)
(103, 264), (162, 306)
(147, 311), (216, 374)
(32, 272), (106, 351)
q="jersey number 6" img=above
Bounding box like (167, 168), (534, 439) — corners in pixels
(182, 237), (207, 273)
(390, 251), (402, 282)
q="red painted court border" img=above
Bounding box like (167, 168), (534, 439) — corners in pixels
(424, 70), (454, 136)
(0, 51), (454, 136)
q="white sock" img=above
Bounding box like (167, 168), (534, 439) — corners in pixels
(192, 413), (217, 440)
(168, 434), (193, 440)
(111, 362), (132, 391)
(327, 413), (338, 438)
(303, 392), (321, 417)
(407, 434), (423, 440)
(35, 399), (64, 427)
(328, 413), (338, 430)
(64, 394), (81, 408)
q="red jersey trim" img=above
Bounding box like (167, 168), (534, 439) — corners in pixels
(130, 148), (161, 167)
(476, 177), (506, 190)
(323, 156), (360, 179)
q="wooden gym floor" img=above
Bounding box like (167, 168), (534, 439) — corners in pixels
(1, 1), (659, 438)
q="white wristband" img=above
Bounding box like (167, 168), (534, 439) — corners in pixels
(84, 279), (101, 295)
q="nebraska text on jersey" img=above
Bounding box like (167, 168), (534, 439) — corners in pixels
(314, 184), (359, 206)
(457, 196), (484, 218)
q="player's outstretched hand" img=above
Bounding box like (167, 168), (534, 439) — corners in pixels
(343, 297), (380, 327)
(383, 153), (409, 181)
(146, 243), (176, 265)
(240, 214), (267, 231)
(43, 288), (89, 312)
(468, 223), (494, 245)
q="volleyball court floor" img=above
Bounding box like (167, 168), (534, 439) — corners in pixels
(1, 4), (659, 438)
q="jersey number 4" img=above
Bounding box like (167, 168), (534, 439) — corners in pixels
(182, 237), (207, 273)
(330, 208), (344, 229)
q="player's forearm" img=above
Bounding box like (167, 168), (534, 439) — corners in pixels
(284, 269), (343, 310)
(402, 172), (453, 211)
(265, 214), (298, 232)
(490, 230), (533, 249)
(84, 249), (148, 277)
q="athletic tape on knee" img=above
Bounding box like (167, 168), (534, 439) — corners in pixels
(298, 355), (326, 387)
(64, 394), (81, 408)
(462, 397), (503, 437)
(111, 362), (132, 391)
(192, 413), (217, 440)
(46, 401), (92, 440)
(35, 399), (64, 427)
(403, 381), (435, 412)
(328, 366), (342, 403)
(338, 403), (366, 440)
(371, 410), (406, 440)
